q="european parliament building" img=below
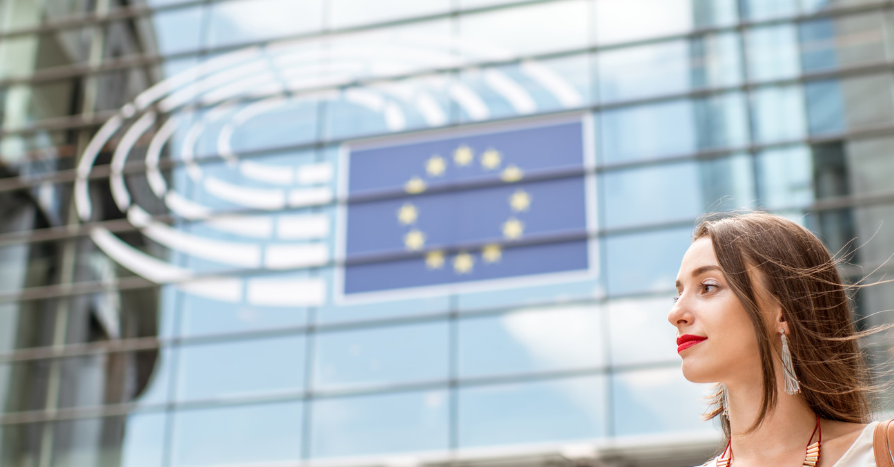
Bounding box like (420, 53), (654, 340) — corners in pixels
(2, 0), (894, 466)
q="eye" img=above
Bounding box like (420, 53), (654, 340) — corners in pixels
(701, 282), (719, 294)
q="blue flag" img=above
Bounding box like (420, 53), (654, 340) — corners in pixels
(341, 120), (591, 296)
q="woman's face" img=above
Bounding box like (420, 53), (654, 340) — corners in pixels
(668, 237), (762, 385)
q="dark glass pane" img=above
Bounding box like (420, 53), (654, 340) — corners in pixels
(57, 349), (170, 409)
(0, 422), (43, 467)
(0, 358), (51, 413)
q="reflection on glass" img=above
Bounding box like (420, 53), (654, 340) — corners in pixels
(756, 145), (813, 209)
(51, 413), (166, 467)
(0, 359), (50, 413)
(595, 0), (737, 44)
(172, 402), (303, 466)
(58, 349), (168, 409)
(329, 0), (450, 29)
(608, 296), (678, 366)
(604, 227), (692, 296)
(207, 0), (324, 48)
(456, 276), (602, 311)
(746, 24), (800, 82)
(314, 322), (448, 390)
(0, 422), (43, 467)
(460, 0), (588, 58)
(846, 135), (894, 197)
(0, 300), (57, 352)
(600, 92), (747, 164)
(149, 7), (205, 55)
(806, 74), (894, 135)
(750, 85), (806, 143)
(853, 205), (894, 271)
(459, 305), (604, 378)
(598, 33), (740, 102)
(311, 390), (449, 458)
(177, 335), (305, 401)
(700, 153), (756, 212)
(602, 161), (702, 229)
(180, 291), (308, 337)
(800, 14), (889, 72)
(459, 375), (606, 447)
(612, 367), (714, 436)
(741, 0), (798, 20)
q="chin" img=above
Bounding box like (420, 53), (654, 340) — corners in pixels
(679, 359), (716, 384)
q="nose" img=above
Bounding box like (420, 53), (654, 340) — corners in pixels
(667, 294), (692, 328)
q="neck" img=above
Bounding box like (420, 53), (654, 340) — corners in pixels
(725, 377), (817, 463)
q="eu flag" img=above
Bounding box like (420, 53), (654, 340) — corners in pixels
(341, 119), (592, 296)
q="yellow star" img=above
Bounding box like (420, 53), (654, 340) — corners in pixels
(480, 149), (501, 170)
(502, 218), (524, 240)
(396, 203), (418, 225)
(482, 244), (502, 263)
(501, 165), (523, 183)
(404, 229), (425, 251)
(405, 176), (426, 194)
(509, 189), (531, 212)
(426, 250), (445, 269)
(453, 145), (474, 166)
(426, 155), (446, 177)
(453, 252), (474, 274)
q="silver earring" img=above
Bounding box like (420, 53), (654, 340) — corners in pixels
(780, 330), (800, 395)
(720, 383), (730, 418)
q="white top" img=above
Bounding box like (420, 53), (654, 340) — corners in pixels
(702, 421), (878, 467)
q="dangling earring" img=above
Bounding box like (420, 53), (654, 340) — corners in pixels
(720, 383), (730, 418)
(780, 329), (800, 395)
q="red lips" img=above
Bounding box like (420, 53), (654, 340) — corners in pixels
(676, 334), (707, 353)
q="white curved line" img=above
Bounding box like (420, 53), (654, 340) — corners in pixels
(158, 61), (270, 113)
(76, 115), (124, 221)
(204, 177), (286, 210)
(383, 102), (406, 131)
(177, 277), (243, 302)
(110, 111), (156, 212)
(521, 60), (584, 108)
(246, 277), (325, 306)
(484, 69), (537, 115)
(218, 97), (286, 162)
(288, 187), (333, 208)
(415, 92), (447, 126)
(277, 213), (329, 239)
(201, 72), (280, 106)
(297, 163), (333, 185)
(128, 206), (262, 267)
(136, 46), (262, 110)
(165, 192), (275, 238)
(90, 227), (193, 283)
(264, 243), (328, 269)
(181, 121), (205, 181)
(146, 116), (179, 197)
(344, 88), (384, 111)
(239, 160), (295, 185)
(450, 82), (489, 120)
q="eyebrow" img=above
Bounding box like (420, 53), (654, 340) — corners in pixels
(675, 265), (723, 289)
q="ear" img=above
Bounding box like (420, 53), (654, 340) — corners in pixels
(773, 304), (790, 335)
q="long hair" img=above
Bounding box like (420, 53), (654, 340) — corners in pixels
(693, 212), (878, 439)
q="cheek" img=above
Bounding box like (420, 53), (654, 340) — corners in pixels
(681, 295), (762, 382)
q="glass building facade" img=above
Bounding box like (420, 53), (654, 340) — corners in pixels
(1, 0), (894, 466)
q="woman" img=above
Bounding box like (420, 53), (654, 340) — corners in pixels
(668, 212), (891, 466)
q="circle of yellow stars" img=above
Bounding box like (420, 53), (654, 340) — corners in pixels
(397, 144), (532, 275)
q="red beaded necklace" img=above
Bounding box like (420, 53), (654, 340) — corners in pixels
(716, 414), (821, 467)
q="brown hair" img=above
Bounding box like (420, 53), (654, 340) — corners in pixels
(693, 211), (879, 438)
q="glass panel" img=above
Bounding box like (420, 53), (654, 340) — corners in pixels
(6, 80), (83, 124)
(741, 0), (798, 20)
(0, 422), (43, 467)
(611, 367), (715, 436)
(604, 227), (693, 296)
(853, 205), (894, 272)
(456, 275), (602, 311)
(458, 375), (606, 447)
(608, 296), (678, 366)
(460, 0), (589, 57)
(0, 358), (51, 413)
(0, 239), (65, 293)
(363, 74), (456, 133)
(857, 271), (894, 328)
(746, 24), (800, 82)
(206, 0), (324, 48)
(63, 288), (169, 345)
(598, 32), (741, 103)
(179, 282), (309, 337)
(142, 7), (205, 56)
(599, 92), (748, 164)
(800, 13), (889, 73)
(311, 389), (450, 458)
(171, 401), (303, 466)
(458, 0), (522, 8)
(595, 0), (737, 45)
(176, 335), (305, 401)
(0, 299), (57, 352)
(58, 349), (171, 409)
(805, 74), (894, 136)
(750, 84), (806, 144)
(0, 29), (93, 79)
(314, 321), (449, 390)
(329, 0), (450, 29)
(459, 305), (605, 378)
(0, 130), (77, 178)
(756, 145), (813, 210)
(847, 135), (894, 197)
(50, 413), (166, 467)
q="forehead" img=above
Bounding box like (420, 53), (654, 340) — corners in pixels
(677, 237), (719, 277)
